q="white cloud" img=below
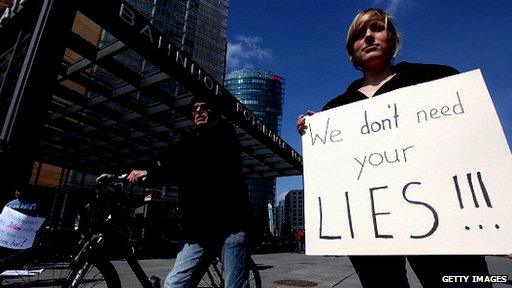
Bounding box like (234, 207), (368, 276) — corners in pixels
(386, 0), (401, 15)
(227, 35), (272, 70)
(372, 0), (414, 15)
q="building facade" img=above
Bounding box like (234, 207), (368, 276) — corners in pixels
(275, 199), (285, 238)
(277, 189), (304, 237)
(225, 69), (285, 237)
(286, 189), (304, 231)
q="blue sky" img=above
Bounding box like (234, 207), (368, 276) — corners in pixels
(226, 0), (512, 201)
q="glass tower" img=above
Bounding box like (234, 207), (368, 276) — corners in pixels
(102, 0), (228, 82)
(225, 69), (285, 237)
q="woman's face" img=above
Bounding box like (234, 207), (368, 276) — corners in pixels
(352, 20), (392, 70)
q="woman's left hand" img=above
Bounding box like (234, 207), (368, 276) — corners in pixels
(297, 110), (315, 135)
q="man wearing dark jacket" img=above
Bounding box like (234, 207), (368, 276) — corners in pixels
(127, 98), (251, 288)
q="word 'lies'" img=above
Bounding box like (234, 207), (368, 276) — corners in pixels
(318, 181), (439, 240)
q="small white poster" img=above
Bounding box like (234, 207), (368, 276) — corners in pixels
(302, 70), (512, 255)
(0, 207), (45, 250)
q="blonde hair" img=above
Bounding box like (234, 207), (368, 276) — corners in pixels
(346, 8), (401, 67)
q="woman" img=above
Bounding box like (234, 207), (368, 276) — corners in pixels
(297, 8), (491, 288)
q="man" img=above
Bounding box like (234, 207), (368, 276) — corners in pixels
(127, 97), (251, 287)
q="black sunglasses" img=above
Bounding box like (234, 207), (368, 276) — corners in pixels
(192, 103), (209, 113)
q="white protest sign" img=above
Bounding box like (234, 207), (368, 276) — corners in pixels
(302, 70), (512, 255)
(0, 207), (45, 250)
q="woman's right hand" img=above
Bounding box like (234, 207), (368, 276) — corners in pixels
(296, 110), (315, 135)
(127, 170), (148, 183)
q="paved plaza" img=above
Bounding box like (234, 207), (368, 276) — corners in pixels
(112, 253), (512, 287)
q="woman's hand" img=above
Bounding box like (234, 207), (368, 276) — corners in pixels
(127, 170), (148, 183)
(297, 110), (315, 135)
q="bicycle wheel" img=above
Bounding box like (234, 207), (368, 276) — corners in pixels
(197, 258), (223, 288)
(0, 248), (68, 287)
(66, 259), (121, 288)
(0, 250), (121, 288)
(196, 257), (261, 288)
(246, 258), (261, 288)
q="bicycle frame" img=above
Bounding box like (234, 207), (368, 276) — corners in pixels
(68, 212), (160, 287)
(66, 179), (162, 288)
(125, 245), (160, 287)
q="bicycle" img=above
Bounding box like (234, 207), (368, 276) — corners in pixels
(0, 173), (261, 287)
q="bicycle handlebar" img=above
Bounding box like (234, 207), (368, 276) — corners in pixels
(96, 173), (147, 186)
(95, 173), (154, 204)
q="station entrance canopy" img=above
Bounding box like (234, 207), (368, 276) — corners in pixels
(0, 0), (302, 178)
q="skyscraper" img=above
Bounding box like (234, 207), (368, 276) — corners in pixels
(225, 68), (285, 237)
(101, 0), (228, 82)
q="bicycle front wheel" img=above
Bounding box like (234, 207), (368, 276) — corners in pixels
(66, 260), (121, 288)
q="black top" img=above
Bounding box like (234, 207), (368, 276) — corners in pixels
(323, 61), (459, 111)
(148, 119), (251, 242)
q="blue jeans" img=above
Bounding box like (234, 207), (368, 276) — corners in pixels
(164, 231), (249, 288)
